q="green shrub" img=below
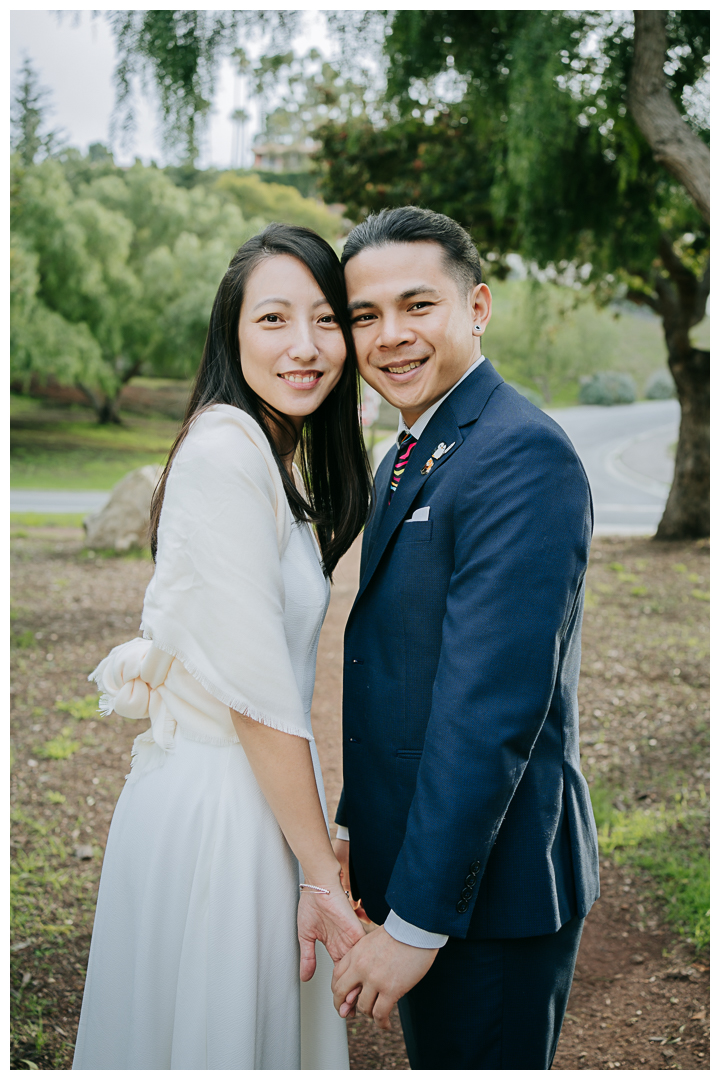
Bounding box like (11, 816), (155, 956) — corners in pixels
(644, 368), (676, 400)
(578, 371), (637, 405)
(506, 381), (545, 408)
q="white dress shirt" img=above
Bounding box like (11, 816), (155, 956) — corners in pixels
(336, 355), (486, 949)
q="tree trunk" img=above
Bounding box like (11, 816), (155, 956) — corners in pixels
(628, 238), (709, 540)
(629, 11), (710, 224)
(655, 344), (709, 539)
(76, 382), (123, 425)
(96, 395), (123, 425)
(77, 359), (141, 424)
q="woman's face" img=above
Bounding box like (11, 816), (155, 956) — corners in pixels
(238, 254), (347, 432)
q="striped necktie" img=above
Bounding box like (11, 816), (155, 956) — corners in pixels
(389, 430), (417, 503)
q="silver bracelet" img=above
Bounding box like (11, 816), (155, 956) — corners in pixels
(299, 883), (351, 899)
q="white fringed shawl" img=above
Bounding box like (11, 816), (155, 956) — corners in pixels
(90, 405), (314, 768)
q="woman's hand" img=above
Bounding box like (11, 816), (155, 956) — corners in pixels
(298, 876), (365, 982)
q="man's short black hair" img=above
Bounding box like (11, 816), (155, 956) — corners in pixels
(340, 206), (483, 294)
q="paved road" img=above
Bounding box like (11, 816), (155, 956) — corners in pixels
(546, 400), (679, 535)
(10, 490), (110, 515)
(373, 399), (679, 536)
(12, 401), (679, 536)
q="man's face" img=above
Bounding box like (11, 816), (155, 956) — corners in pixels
(344, 241), (492, 427)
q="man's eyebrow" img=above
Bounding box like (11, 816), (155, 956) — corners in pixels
(347, 285), (440, 313)
(348, 298), (377, 312)
(397, 285), (440, 301)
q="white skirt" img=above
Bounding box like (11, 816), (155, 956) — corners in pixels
(73, 730), (349, 1070)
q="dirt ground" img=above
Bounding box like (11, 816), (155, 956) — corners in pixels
(10, 529), (709, 1069)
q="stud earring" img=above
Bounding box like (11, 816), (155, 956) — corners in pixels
(474, 324), (482, 332)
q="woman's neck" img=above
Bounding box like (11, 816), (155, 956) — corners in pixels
(265, 411), (301, 483)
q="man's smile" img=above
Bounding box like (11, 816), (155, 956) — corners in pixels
(380, 357), (429, 380)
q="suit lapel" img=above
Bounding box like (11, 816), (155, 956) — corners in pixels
(355, 359), (505, 603)
(356, 410), (463, 601)
(360, 445), (395, 580)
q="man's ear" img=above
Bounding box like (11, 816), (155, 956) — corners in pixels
(471, 283), (492, 336)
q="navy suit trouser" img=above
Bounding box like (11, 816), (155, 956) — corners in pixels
(396, 915), (584, 1070)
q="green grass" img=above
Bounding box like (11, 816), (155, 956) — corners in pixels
(11, 809), (97, 948)
(12, 629), (38, 649)
(591, 783), (709, 951)
(39, 732), (81, 761)
(11, 396), (177, 490)
(10, 391), (395, 493)
(11, 810), (97, 1068)
(11, 513), (87, 529)
(56, 696), (102, 722)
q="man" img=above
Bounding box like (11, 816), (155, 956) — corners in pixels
(330, 207), (600, 1069)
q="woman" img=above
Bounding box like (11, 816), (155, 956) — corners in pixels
(72, 224), (373, 1069)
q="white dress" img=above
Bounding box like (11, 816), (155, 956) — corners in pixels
(72, 406), (349, 1070)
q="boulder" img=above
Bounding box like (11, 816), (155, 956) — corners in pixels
(84, 464), (163, 552)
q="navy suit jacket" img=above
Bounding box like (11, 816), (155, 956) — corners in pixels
(336, 360), (600, 940)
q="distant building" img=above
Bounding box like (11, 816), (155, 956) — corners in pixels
(252, 137), (320, 173)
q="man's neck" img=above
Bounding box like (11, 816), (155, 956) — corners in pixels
(400, 355), (484, 432)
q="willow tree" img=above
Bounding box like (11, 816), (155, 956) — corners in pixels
(317, 10), (710, 539)
(106, 10), (300, 162)
(99, 10), (709, 536)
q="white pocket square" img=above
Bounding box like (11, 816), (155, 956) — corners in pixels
(405, 506), (430, 523)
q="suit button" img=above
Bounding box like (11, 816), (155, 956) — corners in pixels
(461, 886), (473, 901)
(456, 900), (469, 914)
(470, 861), (481, 874)
(464, 874), (475, 888)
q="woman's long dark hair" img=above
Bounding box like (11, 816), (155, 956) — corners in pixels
(149, 223), (372, 577)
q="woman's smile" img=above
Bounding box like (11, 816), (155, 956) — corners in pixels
(278, 369), (325, 388)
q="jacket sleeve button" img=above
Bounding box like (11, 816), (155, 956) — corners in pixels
(470, 861), (481, 874)
(464, 874), (476, 887)
(461, 886), (473, 900)
(456, 900), (469, 914)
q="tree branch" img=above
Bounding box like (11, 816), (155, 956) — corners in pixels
(629, 11), (709, 224)
(118, 358), (142, 385)
(657, 234), (701, 316)
(625, 288), (661, 315)
(76, 381), (102, 414)
(692, 260), (710, 329)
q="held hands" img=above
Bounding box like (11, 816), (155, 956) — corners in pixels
(331, 926), (438, 1030)
(297, 873), (365, 982)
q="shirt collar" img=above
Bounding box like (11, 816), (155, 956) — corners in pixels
(397, 356), (486, 445)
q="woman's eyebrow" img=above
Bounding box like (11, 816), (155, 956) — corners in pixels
(251, 296), (291, 311)
(251, 296), (331, 311)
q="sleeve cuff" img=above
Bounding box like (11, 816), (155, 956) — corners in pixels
(384, 909), (449, 949)
(334, 824), (350, 841)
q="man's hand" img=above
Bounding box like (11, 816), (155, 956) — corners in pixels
(332, 837), (370, 924)
(331, 926), (438, 1030)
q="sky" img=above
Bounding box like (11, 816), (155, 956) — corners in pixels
(9, 9), (334, 169)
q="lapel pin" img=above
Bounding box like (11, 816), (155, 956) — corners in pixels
(421, 441), (456, 475)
